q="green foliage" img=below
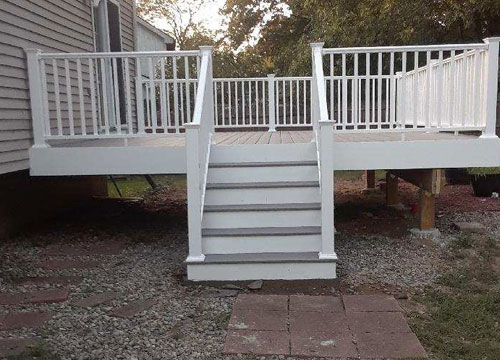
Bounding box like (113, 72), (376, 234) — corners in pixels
(467, 167), (500, 175)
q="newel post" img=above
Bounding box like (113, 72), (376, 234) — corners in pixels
(319, 120), (336, 260)
(267, 74), (276, 132)
(26, 49), (48, 148)
(481, 37), (500, 138)
(185, 123), (204, 262)
(311, 42), (324, 132)
(199, 46), (215, 134)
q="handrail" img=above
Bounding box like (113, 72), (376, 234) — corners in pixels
(322, 43), (488, 54)
(185, 46), (214, 263)
(38, 50), (200, 59)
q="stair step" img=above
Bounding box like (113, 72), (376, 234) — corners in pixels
(202, 226), (321, 237)
(206, 181), (319, 190)
(189, 252), (337, 265)
(204, 203), (321, 212)
(209, 161), (317, 168)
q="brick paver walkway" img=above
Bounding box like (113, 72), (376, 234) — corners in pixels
(223, 294), (427, 359)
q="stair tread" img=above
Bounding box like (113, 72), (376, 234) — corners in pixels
(209, 161), (317, 168)
(202, 226), (321, 237)
(189, 252), (336, 264)
(204, 203), (321, 212)
(206, 181), (320, 189)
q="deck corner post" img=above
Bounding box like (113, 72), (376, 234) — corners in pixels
(365, 170), (376, 189)
(318, 120), (336, 260)
(481, 37), (500, 139)
(26, 49), (48, 148)
(267, 74), (276, 132)
(185, 123), (205, 263)
(386, 172), (399, 206)
(418, 189), (436, 230)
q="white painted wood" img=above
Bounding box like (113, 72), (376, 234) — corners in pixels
(203, 209), (321, 229)
(25, 49), (47, 147)
(210, 143), (316, 163)
(203, 234), (322, 255)
(319, 121), (335, 260)
(481, 37), (500, 138)
(207, 164), (318, 183)
(187, 261), (336, 281)
(204, 185), (321, 206)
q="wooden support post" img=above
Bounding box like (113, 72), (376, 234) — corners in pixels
(419, 189), (435, 230)
(386, 173), (399, 206)
(365, 170), (376, 189)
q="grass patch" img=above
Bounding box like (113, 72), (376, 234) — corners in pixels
(409, 233), (500, 359)
(107, 175), (186, 198)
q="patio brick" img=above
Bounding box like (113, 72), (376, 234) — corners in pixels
(290, 295), (344, 313)
(347, 311), (411, 334)
(233, 294), (288, 312)
(343, 294), (402, 312)
(0, 311), (53, 330)
(72, 291), (118, 308)
(356, 332), (428, 359)
(0, 338), (40, 357)
(17, 276), (83, 286)
(26, 289), (69, 304)
(223, 330), (289, 356)
(289, 311), (349, 333)
(0, 293), (25, 305)
(291, 330), (358, 358)
(109, 299), (155, 318)
(40, 259), (99, 270)
(228, 309), (288, 331)
(0, 289), (69, 305)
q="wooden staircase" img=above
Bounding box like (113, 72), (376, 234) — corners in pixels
(186, 142), (337, 281)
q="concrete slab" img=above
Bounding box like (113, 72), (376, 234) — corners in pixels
(291, 330), (358, 358)
(343, 295), (402, 312)
(289, 311), (349, 333)
(0, 312), (53, 330)
(454, 222), (487, 234)
(290, 295), (344, 312)
(347, 312), (412, 334)
(229, 309), (287, 331)
(223, 330), (289, 356)
(356, 332), (428, 358)
(233, 294), (288, 312)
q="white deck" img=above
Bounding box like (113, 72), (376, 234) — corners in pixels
(29, 130), (500, 176)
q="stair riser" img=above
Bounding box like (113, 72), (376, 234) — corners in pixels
(207, 165), (318, 184)
(202, 210), (321, 228)
(204, 187), (321, 206)
(210, 143), (316, 163)
(187, 262), (337, 281)
(203, 234), (321, 254)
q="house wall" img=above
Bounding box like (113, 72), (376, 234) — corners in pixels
(0, 171), (108, 239)
(0, 0), (137, 175)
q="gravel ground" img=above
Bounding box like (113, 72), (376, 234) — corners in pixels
(1, 184), (499, 359)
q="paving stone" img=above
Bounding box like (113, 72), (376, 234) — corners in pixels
(223, 330), (289, 356)
(291, 330), (358, 358)
(454, 222), (487, 234)
(26, 289), (69, 304)
(290, 295), (344, 313)
(356, 332), (428, 359)
(233, 294), (288, 312)
(343, 295), (402, 312)
(229, 309), (288, 331)
(289, 311), (350, 333)
(40, 259), (99, 270)
(109, 299), (155, 318)
(347, 311), (411, 334)
(43, 242), (126, 256)
(0, 338), (40, 357)
(72, 291), (118, 308)
(0, 312), (53, 330)
(0, 293), (25, 305)
(0, 289), (69, 305)
(17, 276), (83, 286)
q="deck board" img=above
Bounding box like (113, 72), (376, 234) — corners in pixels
(48, 130), (479, 148)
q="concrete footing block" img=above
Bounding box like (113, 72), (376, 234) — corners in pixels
(410, 228), (441, 239)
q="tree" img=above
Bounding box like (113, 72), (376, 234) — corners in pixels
(136, 0), (215, 49)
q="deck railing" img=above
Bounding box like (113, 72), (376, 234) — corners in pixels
(320, 38), (499, 135)
(185, 46), (214, 263)
(26, 49), (201, 146)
